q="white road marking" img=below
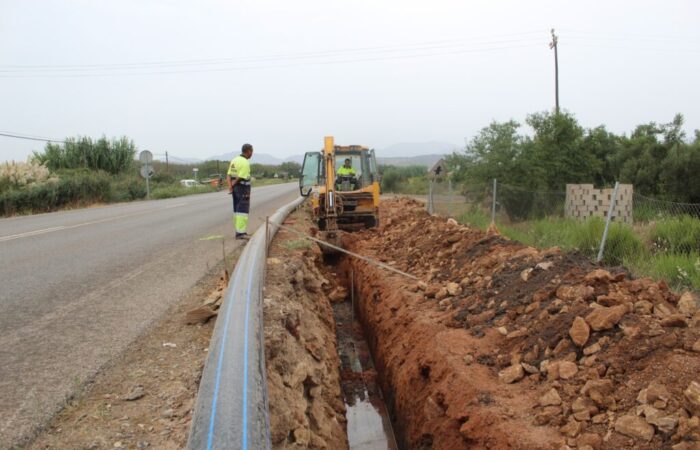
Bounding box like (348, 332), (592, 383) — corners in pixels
(0, 226), (66, 242)
(0, 185), (292, 244)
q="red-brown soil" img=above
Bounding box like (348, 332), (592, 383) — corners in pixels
(344, 197), (700, 450)
(263, 206), (348, 449)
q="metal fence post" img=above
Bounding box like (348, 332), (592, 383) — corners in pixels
(597, 181), (621, 263)
(491, 178), (497, 224)
(428, 179), (434, 214)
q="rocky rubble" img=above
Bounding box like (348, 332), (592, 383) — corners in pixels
(264, 221), (348, 449)
(351, 197), (700, 449)
(184, 279), (224, 324)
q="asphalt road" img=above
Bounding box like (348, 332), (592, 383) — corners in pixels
(0, 183), (299, 449)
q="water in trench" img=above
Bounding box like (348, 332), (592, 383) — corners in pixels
(333, 291), (398, 450)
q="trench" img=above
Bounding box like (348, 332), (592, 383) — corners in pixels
(326, 255), (400, 450)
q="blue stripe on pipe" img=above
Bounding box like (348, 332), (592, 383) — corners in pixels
(242, 252), (257, 449)
(205, 258), (245, 450)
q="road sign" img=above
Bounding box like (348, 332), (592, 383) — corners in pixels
(139, 150), (153, 164)
(140, 165), (154, 179)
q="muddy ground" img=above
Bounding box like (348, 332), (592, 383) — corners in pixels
(24, 249), (242, 450)
(344, 197), (700, 450)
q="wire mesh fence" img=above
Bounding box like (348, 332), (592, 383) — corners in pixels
(425, 178), (700, 291)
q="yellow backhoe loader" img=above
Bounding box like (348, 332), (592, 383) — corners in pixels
(299, 136), (380, 250)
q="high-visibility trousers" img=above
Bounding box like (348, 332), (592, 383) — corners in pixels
(232, 183), (251, 235)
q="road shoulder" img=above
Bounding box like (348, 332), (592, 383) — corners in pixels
(24, 249), (242, 450)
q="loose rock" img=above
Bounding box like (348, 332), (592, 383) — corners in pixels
(614, 415), (654, 442)
(558, 361), (578, 380)
(569, 316), (590, 347)
(122, 386), (145, 401)
(661, 314), (688, 328)
(585, 305), (628, 331)
(185, 306), (217, 325)
(678, 291), (699, 316)
(684, 381), (700, 416)
(498, 364), (525, 384)
(539, 388), (562, 406)
(446, 282), (461, 296)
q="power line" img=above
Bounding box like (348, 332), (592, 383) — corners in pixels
(0, 42), (543, 79)
(0, 31), (545, 72)
(0, 131), (67, 144)
(0, 34), (547, 78)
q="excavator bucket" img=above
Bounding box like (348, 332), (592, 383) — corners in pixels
(318, 230), (343, 255)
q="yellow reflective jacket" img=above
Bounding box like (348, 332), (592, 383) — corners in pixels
(227, 155), (251, 180)
(337, 166), (356, 176)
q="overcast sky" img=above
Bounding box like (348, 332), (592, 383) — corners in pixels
(1, 0), (699, 162)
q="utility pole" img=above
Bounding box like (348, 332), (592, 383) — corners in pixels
(549, 28), (560, 114)
(165, 151), (169, 173)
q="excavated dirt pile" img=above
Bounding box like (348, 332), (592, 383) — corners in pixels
(264, 209), (348, 449)
(345, 197), (700, 450)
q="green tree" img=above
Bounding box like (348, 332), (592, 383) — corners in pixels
(279, 162), (302, 178)
(613, 115), (686, 197)
(34, 136), (136, 175)
(581, 126), (621, 186)
(448, 120), (526, 185)
(525, 110), (594, 190)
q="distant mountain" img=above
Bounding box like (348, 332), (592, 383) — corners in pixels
(203, 141), (459, 167)
(377, 154), (444, 168)
(154, 155), (202, 164)
(207, 152), (289, 166)
(377, 141), (458, 158)
(283, 154), (304, 164)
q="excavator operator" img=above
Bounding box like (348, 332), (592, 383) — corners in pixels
(336, 158), (357, 190)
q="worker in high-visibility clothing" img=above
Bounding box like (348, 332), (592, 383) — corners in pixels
(227, 143), (254, 239)
(336, 158), (357, 190)
(337, 158), (356, 177)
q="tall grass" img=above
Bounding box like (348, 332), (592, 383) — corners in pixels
(649, 215), (700, 254)
(626, 252), (700, 290)
(452, 197), (700, 290)
(457, 212), (646, 265)
(33, 136), (136, 175)
(0, 169), (113, 215)
(458, 208), (491, 230)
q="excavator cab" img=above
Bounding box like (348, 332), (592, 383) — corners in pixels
(300, 137), (380, 234)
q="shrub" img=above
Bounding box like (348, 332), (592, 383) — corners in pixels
(151, 172), (176, 185)
(570, 217), (645, 265)
(0, 160), (55, 191)
(33, 136), (137, 175)
(458, 208), (490, 230)
(108, 176), (146, 202)
(649, 215), (700, 254)
(380, 165), (426, 193)
(0, 170), (112, 215)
